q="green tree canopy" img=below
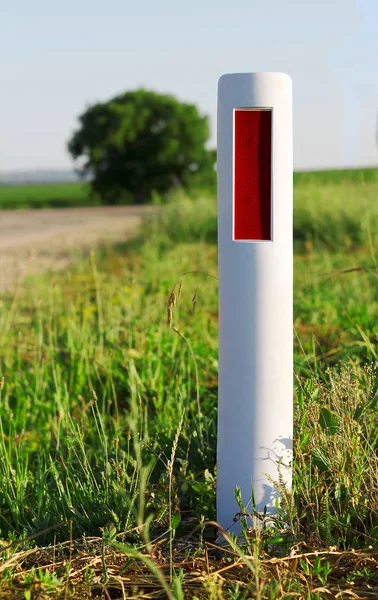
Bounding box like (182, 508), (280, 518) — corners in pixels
(68, 89), (215, 204)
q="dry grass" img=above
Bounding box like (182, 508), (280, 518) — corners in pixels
(1, 534), (378, 599)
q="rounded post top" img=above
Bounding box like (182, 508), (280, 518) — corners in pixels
(217, 72), (292, 106)
(218, 72), (292, 92)
(218, 72), (292, 83)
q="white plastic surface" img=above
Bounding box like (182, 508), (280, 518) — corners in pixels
(217, 72), (293, 535)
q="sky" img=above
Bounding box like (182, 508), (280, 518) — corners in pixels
(1, 0), (378, 172)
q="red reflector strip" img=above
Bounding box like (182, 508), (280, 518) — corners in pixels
(234, 109), (272, 241)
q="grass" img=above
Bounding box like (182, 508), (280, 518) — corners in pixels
(0, 175), (377, 598)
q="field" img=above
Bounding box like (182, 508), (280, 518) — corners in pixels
(293, 166), (378, 185)
(0, 182), (92, 209)
(0, 174), (377, 598)
(1, 166), (378, 209)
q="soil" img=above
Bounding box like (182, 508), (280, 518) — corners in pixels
(0, 205), (155, 294)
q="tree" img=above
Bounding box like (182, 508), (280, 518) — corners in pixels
(68, 89), (215, 204)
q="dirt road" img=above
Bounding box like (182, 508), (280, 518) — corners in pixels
(0, 205), (155, 293)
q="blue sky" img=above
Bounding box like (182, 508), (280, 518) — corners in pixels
(1, 0), (378, 171)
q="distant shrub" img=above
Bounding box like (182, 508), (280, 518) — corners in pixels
(293, 182), (378, 252)
(141, 179), (378, 254)
(140, 190), (217, 248)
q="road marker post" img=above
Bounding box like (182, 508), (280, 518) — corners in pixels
(217, 72), (293, 535)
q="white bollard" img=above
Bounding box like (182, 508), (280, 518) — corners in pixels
(217, 72), (293, 535)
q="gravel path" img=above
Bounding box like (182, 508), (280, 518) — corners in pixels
(0, 205), (155, 294)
